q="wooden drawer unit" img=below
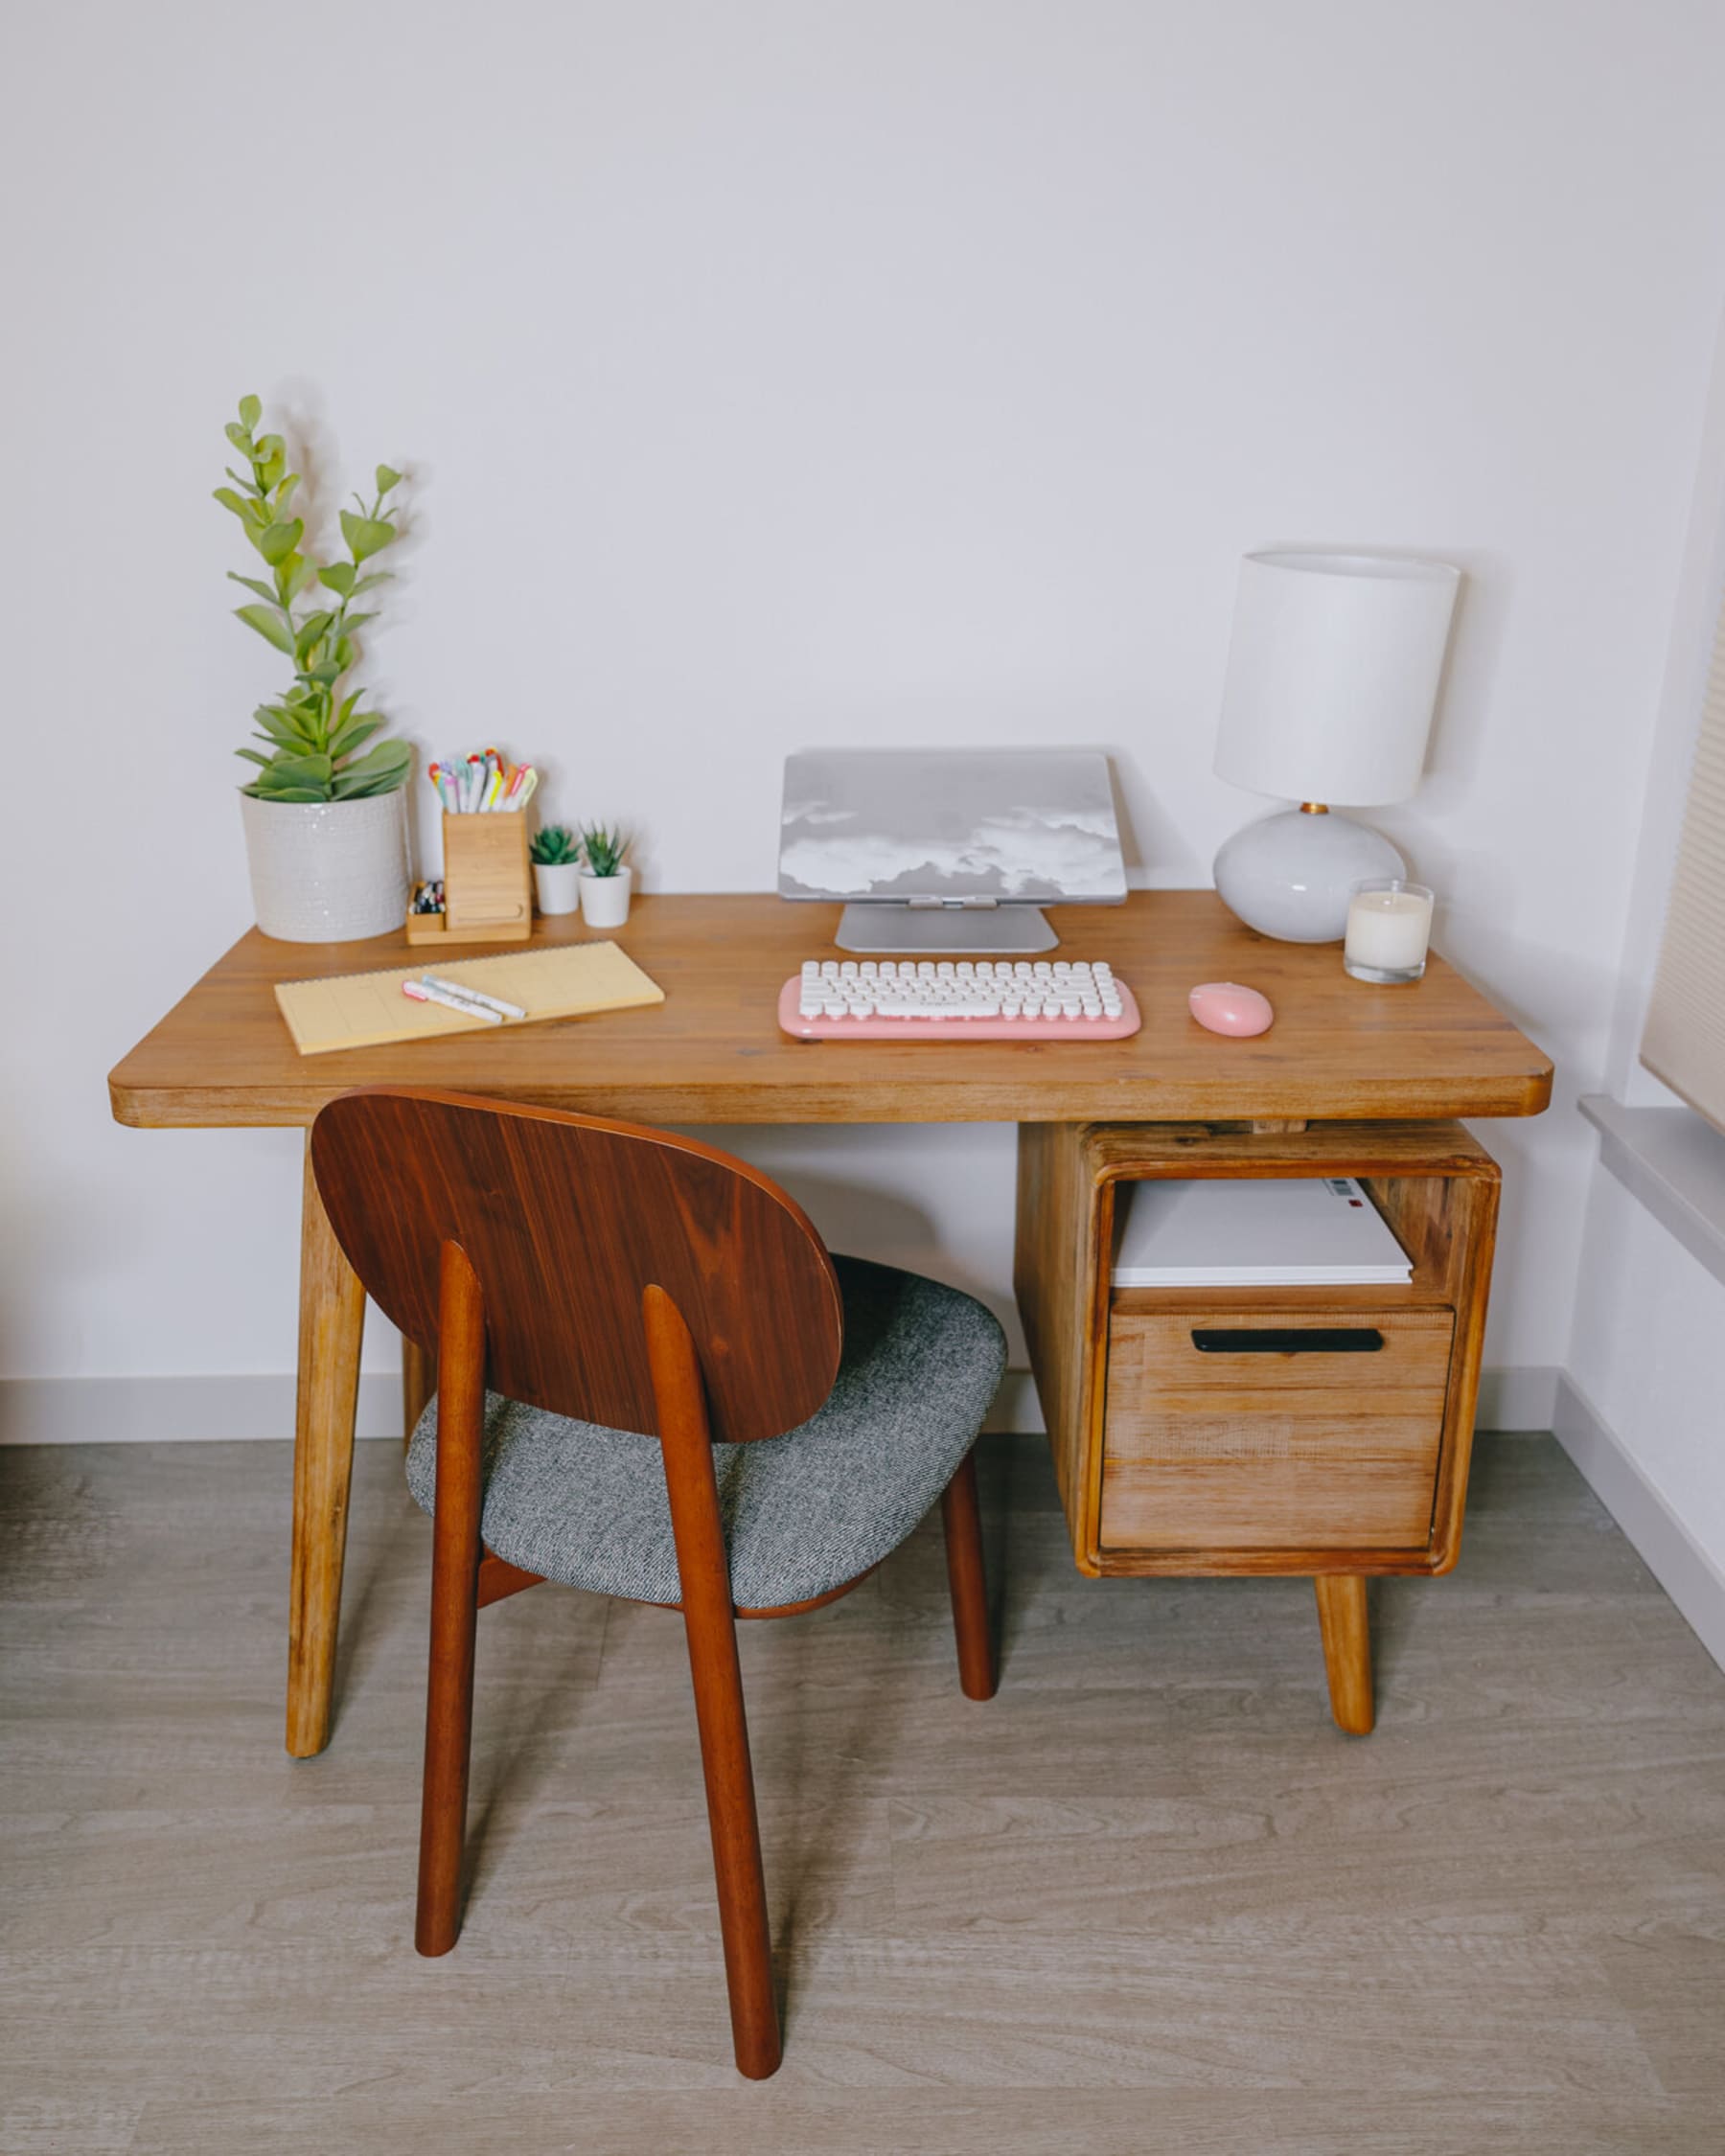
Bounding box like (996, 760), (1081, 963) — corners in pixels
(1014, 1119), (1499, 1582)
(1099, 1303), (1455, 1552)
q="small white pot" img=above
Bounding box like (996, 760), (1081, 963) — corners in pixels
(578, 864), (632, 929)
(533, 860), (582, 917)
(239, 788), (410, 942)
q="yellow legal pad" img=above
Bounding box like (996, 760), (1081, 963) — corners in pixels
(274, 941), (666, 1056)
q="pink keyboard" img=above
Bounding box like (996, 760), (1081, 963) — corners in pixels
(778, 959), (1142, 1042)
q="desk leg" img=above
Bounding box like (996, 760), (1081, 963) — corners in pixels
(1314, 1575), (1374, 1734)
(402, 1335), (436, 1449)
(288, 1135), (366, 1758)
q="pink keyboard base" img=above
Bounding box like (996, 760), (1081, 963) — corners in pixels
(777, 976), (1142, 1043)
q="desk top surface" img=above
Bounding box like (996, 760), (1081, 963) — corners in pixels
(107, 891), (1553, 1130)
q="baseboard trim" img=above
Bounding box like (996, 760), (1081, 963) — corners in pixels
(984, 1370), (1042, 1434)
(0, 1361), (1549, 1447)
(1472, 1364), (1559, 1432)
(1553, 1371), (1725, 1673)
(0, 1371), (407, 1447)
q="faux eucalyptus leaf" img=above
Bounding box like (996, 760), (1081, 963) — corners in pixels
(328, 710), (382, 760)
(339, 510), (395, 562)
(247, 781), (327, 801)
(234, 602), (294, 654)
(238, 394), (263, 430)
(226, 571), (278, 604)
(266, 751), (335, 786)
(257, 517), (304, 566)
(336, 738), (412, 788)
(251, 707), (310, 748)
(317, 562), (356, 597)
(376, 464), (402, 494)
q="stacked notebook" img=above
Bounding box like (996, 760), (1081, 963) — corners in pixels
(1111, 1177), (1413, 1288)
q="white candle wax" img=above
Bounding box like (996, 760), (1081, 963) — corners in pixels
(1345, 886), (1433, 974)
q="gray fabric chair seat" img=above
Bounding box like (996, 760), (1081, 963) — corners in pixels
(405, 1255), (1005, 1609)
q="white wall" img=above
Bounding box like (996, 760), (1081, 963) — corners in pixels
(1562, 288), (1725, 1648)
(6, 1), (1725, 1412)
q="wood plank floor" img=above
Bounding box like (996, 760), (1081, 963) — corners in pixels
(3, 1433), (1723, 2155)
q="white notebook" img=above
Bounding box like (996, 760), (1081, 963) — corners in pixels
(1111, 1177), (1413, 1288)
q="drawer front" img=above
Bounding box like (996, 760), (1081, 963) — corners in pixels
(1100, 1307), (1455, 1552)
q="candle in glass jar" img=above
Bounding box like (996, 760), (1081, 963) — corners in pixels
(1345, 881), (1433, 981)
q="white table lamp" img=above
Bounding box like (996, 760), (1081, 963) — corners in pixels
(1211, 550), (1460, 941)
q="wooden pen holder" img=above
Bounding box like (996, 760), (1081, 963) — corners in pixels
(409, 812), (532, 944)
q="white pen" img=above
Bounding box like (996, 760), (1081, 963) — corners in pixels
(421, 975), (526, 1021)
(402, 978), (503, 1024)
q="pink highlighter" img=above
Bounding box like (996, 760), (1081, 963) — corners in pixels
(1188, 981), (1275, 1037)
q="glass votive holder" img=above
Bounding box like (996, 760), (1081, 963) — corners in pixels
(1345, 879), (1434, 983)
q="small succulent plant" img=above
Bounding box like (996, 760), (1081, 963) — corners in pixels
(216, 394), (413, 802)
(530, 823), (580, 866)
(580, 823), (631, 877)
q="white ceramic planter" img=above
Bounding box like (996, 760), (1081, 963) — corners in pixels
(578, 864), (632, 929)
(533, 860), (582, 917)
(239, 788), (410, 942)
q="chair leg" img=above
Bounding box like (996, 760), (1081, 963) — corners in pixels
(644, 1283), (781, 2080)
(683, 1598), (781, 2080)
(940, 1447), (996, 1702)
(416, 1244), (486, 1957)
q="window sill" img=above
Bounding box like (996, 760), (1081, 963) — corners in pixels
(1580, 1094), (1725, 1292)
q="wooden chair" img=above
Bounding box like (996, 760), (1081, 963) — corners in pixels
(310, 1086), (1004, 2079)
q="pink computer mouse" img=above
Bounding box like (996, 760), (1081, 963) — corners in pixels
(1188, 981), (1274, 1037)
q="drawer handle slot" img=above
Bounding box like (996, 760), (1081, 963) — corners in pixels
(1190, 1327), (1385, 1354)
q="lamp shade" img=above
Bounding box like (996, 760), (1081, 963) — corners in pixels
(1213, 551), (1460, 806)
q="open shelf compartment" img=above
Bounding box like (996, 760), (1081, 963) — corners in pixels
(1015, 1120), (1501, 1579)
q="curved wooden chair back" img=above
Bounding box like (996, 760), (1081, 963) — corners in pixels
(310, 1087), (843, 1443)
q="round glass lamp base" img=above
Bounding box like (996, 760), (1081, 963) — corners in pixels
(1212, 810), (1407, 943)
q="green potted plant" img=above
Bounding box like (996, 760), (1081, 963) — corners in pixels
(216, 394), (414, 940)
(577, 822), (632, 929)
(529, 824), (582, 917)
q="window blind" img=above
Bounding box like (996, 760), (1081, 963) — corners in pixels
(1642, 583), (1725, 1133)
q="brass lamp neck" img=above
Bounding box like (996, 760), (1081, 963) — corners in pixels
(1299, 801), (1329, 814)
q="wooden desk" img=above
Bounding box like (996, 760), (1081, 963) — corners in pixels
(108, 892), (1552, 1754)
